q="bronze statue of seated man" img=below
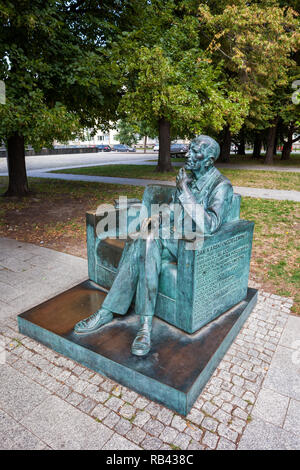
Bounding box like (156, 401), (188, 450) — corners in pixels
(74, 135), (233, 357)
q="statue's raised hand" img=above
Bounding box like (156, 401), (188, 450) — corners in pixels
(176, 167), (192, 191)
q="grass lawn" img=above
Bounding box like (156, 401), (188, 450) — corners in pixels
(226, 152), (300, 167)
(241, 197), (299, 314)
(0, 176), (299, 314)
(0, 176), (144, 258)
(54, 164), (300, 191)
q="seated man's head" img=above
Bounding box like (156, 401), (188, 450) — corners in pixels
(185, 135), (220, 175)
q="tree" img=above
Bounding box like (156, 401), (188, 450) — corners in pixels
(198, 0), (299, 162)
(136, 121), (159, 153)
(251, 131), (264, 159)
(262, 55), (300, 163)
(115, 120), (139, 147)
(0, 0), (125, 196)
(236, 128), (246, 156)
(115, 118), (159, 151)
(264, 116), (280, 164)
(281, 125), (300, 160)
(278, 60), (300, 161)
(115, 1), (248, 171)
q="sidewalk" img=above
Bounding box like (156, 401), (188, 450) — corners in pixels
(0, 238), (299, 450)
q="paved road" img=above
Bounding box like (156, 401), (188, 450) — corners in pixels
(0, 152), (156, 173)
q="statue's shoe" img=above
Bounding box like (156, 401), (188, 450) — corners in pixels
(131, 316), (153, 356)
(74, 307), (113, 334)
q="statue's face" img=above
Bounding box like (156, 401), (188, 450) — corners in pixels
(185, 140), (213, 174)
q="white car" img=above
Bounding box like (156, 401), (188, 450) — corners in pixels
(153, 144), (159, 151)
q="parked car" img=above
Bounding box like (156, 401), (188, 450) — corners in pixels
(170, 143), (189, 157)
(97, 144), (111, 152)
(153, 143), (188, 156)
(112, 144), (136, 152)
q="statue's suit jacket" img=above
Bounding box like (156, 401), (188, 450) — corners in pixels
(177, 166), (233, 235)
(159, 166), (233, 258)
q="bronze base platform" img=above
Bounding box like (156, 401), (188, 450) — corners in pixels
(18, 280), (258, 415)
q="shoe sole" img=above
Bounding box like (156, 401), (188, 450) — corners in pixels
(74, 320), (113, 335)
(74, 326), (104, 335)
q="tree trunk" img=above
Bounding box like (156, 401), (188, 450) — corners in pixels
(157, 117), (172, 172)
(252, 134), (263, 159)
(264, 117), (278, 165)
(143, 135), (147, 154)
(273, 129), (279, 157)
(281, 127), (293, 160)
(219, 126), (231, 163)
(3, 133), (29, 197)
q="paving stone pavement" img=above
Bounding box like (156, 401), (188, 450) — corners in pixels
(0, 237), (88, 321)
(0, 238), (299, 450)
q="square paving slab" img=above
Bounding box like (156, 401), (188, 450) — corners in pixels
(18, 280), (257, 415)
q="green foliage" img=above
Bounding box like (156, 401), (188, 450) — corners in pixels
(0, 88), (80, 149)
(0, 0), (298, 154)
(199, 0), (300, 133)
(199, 1), (298, 84)
(119, 45), (248, 136)
(112, 1), (249, 140)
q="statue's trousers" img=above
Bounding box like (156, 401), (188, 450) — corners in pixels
(102, 235), (178, 317)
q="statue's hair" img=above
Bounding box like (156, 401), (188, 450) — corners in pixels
(192, 135), (220, 162)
